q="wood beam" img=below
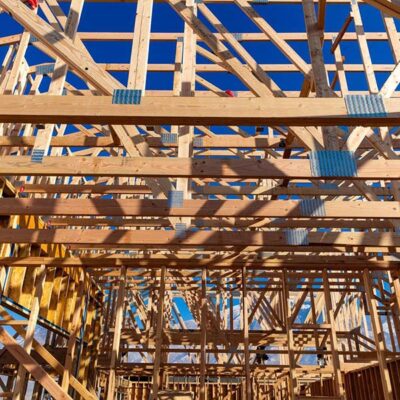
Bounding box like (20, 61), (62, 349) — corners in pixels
(0, 327), (73, 400)
(199, 267), (207, 400)
(2, 198), (400, 219)
(0, 95), (399, 126)
(0, 156), (400, 179)
(150, 266), (166, 400)
(106, 266), (126, 399)
(0, 255), (398, 270)
(2, 228), (400, 248)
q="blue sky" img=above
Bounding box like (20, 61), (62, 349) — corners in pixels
(1, 1), (398, 93)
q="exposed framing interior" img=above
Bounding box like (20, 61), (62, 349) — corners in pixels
(0, 0), (400, 399)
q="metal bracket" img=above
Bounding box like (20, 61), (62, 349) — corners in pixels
(161, 133), (178, 145)
(344, 94), (387, 118)
(309, 151), (357, 178)
(300, 199), (326, 217)
(31, 149), (45, 163)
(232, 33), (243, 41)
(175, 223), (187, 239)
(112, 89), (142, 105)
(168, 190), (184, 208)
(285, 229), (309, 246)
(36, 64), (54, 76)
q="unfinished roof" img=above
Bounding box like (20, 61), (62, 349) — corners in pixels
(0, 0), (400, 399)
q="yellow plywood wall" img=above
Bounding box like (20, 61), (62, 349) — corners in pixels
(1, 191), (100, 335)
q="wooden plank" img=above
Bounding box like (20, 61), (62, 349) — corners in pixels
(0, 156), (400, 179)
(303, 0), (338, 150)
(6, 30), (400, 45)
(36, 217), (400, 230)
(0, 327), (73, 400)
(350, 0), (379, 93)
(2, 198), (400, 219)
(242, 266), (251, 400)
(61, 275), (85, 391)
(199, 268), (207, 400)
(282, 270), (297, 398)
(3, 228), (400, 248)
(128, 0), (153, 92)
(106, 266), (126, 399)
(0, 95), (399, 126)
(12, 182), (399, 196)
(176, 0), (196, 230)
(322, 270), (345, 399)
(150, 266), (166, 400)
(0, 255), (397, 269)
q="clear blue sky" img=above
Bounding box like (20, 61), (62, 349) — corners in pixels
(0, 2), (397, 94)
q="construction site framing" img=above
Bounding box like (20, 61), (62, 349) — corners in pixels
(0, 0), (400, 399)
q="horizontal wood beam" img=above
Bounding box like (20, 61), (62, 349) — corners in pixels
(1, 198), (400, 219)
(0, 95), (399, 126)
(47, 217), (396, 230)
(1, 228), (400, 248)
(0, 156), (398, 179)
(12, 184), (152, 195)
(0, 256), (398, 270)
(67, 244), (395, 252)
(5, 32), (400, 47)
(15, 183), (394, 198)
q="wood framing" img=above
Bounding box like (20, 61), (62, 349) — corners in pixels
(0, 0), (400, 399)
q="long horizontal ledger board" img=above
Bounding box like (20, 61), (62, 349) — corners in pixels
(0, 256), (398, 270)
(0, 96), (399, 126)
(0, 156), (398, 179)
(2, 229), (400, 247)
(2, 198), (400, 218)
(47, 218), (396, 229)
(5, 32), (397, 46)
(15, 184), (394, 197)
